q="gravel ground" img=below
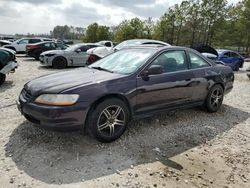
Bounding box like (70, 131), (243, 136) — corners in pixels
(0, 55), (249, 188)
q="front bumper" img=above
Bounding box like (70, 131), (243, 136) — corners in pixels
(17, 93), (89, 130)
(39, 55), (52, 66)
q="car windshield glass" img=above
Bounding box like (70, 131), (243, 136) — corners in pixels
(65, 44), (82, 51)
(89, 48), (156, 74)
(115, 40), (147, 50)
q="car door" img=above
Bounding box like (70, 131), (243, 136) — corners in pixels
(186, 51), (216, 101)
(16, 39), (29, 52)
(230, 52), (243, 67)
(135, 50), (195, 114)
(70, 46), (90, 66)
(220, 52), (233, 64)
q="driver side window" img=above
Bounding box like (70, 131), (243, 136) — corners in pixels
(150, 50), (187, 73)
(18, 39), (29, 44)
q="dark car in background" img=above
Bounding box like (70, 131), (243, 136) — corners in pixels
(18, 46), (234, 142)
(26, 41), (68, 60)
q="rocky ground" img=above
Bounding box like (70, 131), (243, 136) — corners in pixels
(0, 55), (249, 188)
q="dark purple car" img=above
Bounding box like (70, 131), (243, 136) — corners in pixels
(18, 46), (234, 142)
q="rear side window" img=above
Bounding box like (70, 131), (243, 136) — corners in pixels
(150, 50), (188, 73)
(79, 45), (98, 52)
(29, 39), (41, 43)
(44, 43), (51, 47)
(189, 52), (210, 69)
(79, 46), (89, 52)
(18, 39), (29, 44)
(230, 52), (239, 57)
(105, 42), (112, 47)
(223, 52), (230, 58)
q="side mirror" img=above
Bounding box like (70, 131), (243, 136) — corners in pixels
(147, 65), (164, 75)
(76, 49), (81, 53)
(141, 65), (163, 80)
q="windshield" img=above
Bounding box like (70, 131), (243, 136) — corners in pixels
(65, 44), (82, 51)
(89, 48), (156, 74)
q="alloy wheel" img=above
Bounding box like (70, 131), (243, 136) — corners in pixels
(97, 105), (125, 137)
(210, 88), (223, 109)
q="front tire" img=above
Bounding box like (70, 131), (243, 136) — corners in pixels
(205, 85), (224, 113)
(0, 73), (6, 86)
(52, 57), (67, 69)
(86, 98), (130, 142)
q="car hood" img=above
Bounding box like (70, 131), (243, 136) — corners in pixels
(25, 67), (124, 95)
(87, 46), (114, 58)
(41, 50), (65, 55)
(190, 44), (218, 57)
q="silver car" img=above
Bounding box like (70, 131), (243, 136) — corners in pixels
(39, 43), (100, 69)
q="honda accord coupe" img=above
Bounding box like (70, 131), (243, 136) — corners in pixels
(18, 46), (234, 142)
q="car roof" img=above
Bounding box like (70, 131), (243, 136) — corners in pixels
(124, 45), (189, 51)
(125, 39), (170, 45)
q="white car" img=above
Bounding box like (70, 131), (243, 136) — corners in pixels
(3, 38), (53, 53)
(87, 39), (170, 64)
(39, 43), (101, 69)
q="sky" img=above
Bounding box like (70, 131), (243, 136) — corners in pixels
(0, 0), (240, 35)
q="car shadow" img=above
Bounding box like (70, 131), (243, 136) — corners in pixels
(22, 58), (37, 62)
(5, 105), (249, 185)
(0, 81), (15, 93)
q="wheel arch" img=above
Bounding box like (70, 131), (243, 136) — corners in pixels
(52, 55), (68, 66)
(84, 93), (132, 129)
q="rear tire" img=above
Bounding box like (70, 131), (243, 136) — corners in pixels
(205, 85), (224, 113)
(234, 64), (240, 71)
(86, 98), (130, 142)
(0, 73), (6, 86)
(52, 57), (67, 69)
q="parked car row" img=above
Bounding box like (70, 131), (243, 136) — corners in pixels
(3, 38), (53, 53)
(1, 36), (247, 142)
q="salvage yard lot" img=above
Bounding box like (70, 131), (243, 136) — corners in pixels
(0, 55), (249, 188)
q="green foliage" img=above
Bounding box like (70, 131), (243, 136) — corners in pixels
(50, 0), (250, 52)
(82, 23), (112, 42)
(51, 25), (84, 40)
(114, 18), (146, 42)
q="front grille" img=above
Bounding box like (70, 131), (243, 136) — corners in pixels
(21, 88), (32, 101)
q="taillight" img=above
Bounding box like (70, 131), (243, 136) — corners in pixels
(26, 45), (38, 50)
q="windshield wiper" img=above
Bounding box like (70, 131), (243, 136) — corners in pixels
(91, 66), (114, 73)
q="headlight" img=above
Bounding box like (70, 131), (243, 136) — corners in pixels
(35, 94), (79, 106)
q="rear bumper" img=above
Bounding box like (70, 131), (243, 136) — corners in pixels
(17, 95), (89, 130)
(0, 61), (18, 74)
